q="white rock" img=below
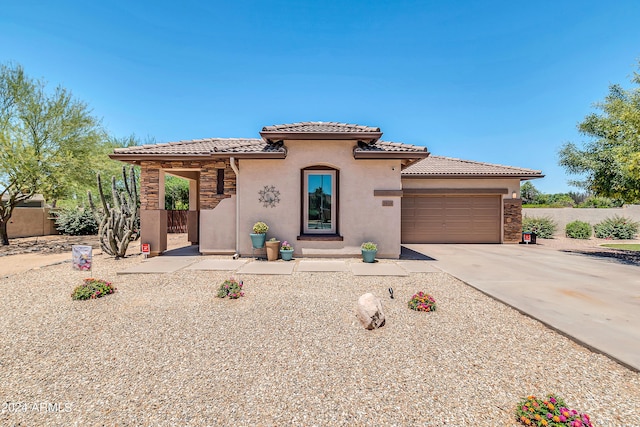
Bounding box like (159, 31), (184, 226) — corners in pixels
(356, 293), (386, 330)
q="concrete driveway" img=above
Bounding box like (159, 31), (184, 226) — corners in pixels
(404, 243), (640, 372)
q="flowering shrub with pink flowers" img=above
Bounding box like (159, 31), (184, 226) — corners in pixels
(515, 394), (594, 427)
(407, 292), (436, 312)
(71, 278), (116, 300)
(217, 278), (244, 299)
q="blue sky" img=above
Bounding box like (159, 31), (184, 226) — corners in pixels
(2, 1), (639, 193)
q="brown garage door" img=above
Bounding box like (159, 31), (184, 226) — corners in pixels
(401, 195), (501, 243)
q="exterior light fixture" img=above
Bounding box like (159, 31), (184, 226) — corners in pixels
(512, 191), (518, 199)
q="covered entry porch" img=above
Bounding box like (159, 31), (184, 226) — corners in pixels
(137, 159), (237, 256)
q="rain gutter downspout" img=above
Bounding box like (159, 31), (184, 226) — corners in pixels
(230, 157), (240, 257)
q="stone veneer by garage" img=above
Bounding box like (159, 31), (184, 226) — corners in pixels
(503, 198), (522, 243)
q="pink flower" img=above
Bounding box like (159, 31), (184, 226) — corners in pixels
(547, 413), (553, 419)
(559, 415), (567, 422)
(549, 397), (556, 404)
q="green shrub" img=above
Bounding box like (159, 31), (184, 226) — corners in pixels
(526, 193), (575, 208)
(54, 208), (98, 235)
(565, 220), (592, 239)
(361, 242), (377, 251)
(72, 278), (116, 300)
(515, 394), (593, 427)
(578, 196), (623, 208)
(217, 278), (244, 299)
(593, 215), (639, 239)
(408, 292), (436, 312)
(522, 216), (557, 238)
(252, 221), (268, 234)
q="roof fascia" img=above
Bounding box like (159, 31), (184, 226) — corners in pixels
(353, 151), (430, 160)
(400, 173), (545, 179)
(109, 152), (287, 163)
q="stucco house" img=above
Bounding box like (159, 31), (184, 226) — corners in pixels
(110, 122), (543, 257)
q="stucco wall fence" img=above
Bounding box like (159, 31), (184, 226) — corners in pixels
(523, 205), (640, 236)
(7, 207), (58, 238)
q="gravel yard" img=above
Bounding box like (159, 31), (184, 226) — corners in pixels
(1, 252), (639, 426)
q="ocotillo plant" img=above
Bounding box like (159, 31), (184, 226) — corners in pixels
(88, 166), (139, 258)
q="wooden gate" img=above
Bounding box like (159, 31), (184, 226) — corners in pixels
(167, 210), (188, 233)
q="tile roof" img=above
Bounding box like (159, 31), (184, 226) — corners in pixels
(402, 155), (544, 177)
(261, 121), (380, 133)
(111, 136), (428, 158)
(355, 140), (428, 153)
(112, 138), (283, 156)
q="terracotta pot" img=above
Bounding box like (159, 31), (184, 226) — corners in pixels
(265, 240), (280, 261)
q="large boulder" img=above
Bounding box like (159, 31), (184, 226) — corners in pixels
(356, 293), (386, 330)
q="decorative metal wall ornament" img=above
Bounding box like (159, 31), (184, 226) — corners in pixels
(258, 185), (280, 208)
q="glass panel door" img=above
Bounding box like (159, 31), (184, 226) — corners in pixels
(304, 171), (335, 233)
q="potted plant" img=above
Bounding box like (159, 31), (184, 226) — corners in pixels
(280, 240), (294, 261)
(250, 221), (269, 249)
(361, 241), (377, 263)
(265, 237), (280, 261)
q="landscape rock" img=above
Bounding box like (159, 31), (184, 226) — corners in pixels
(356, 293), (386, 330)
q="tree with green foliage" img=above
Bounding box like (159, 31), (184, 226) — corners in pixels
(0, 63), (108, 245)
(165, 175), (189, 210)
(0, 63), (142, 245)
(520, 182), (540, 204)
(559, 62), (640, 203)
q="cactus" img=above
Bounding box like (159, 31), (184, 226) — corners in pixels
(88, 166), (139, 259)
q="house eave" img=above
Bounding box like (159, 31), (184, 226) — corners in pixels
(401, 173), (545, 179)
(109, 152), (287, 164)
(353, 151), (430, 161)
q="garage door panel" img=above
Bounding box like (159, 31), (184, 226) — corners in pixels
(401, 195), (501, 243)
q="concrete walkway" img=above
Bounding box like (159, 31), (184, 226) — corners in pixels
(404, 243), (640, 372)
(117, 256), (424, 276)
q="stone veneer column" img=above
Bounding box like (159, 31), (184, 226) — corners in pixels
(139, 161), (167, 256)
(503, 198), (522, 243)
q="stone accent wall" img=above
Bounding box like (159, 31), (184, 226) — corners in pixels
(503, 198), (522, 243)
(139, 160), (236, 211)
(199, 160), (235, 210)
(140, 162), (161, 210)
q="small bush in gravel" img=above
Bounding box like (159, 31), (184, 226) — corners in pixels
(217, 278), (244, 299)
(522, 216), (557, 239)
(565, 220), (592, 239)
(593, 215), (639, 239)
(515, 394), (593, 427)
(407, 292), (436, 312)
(72, 278), (116, 300)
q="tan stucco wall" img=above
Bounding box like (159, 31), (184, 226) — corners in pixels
(200, 196), (236, 254)
(140, 209), (167, 256)
(401, 177), (521, 195)
(523, 205), (640, 237)
(7, 207), (58, 238)
(234, 140), (403, 258)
